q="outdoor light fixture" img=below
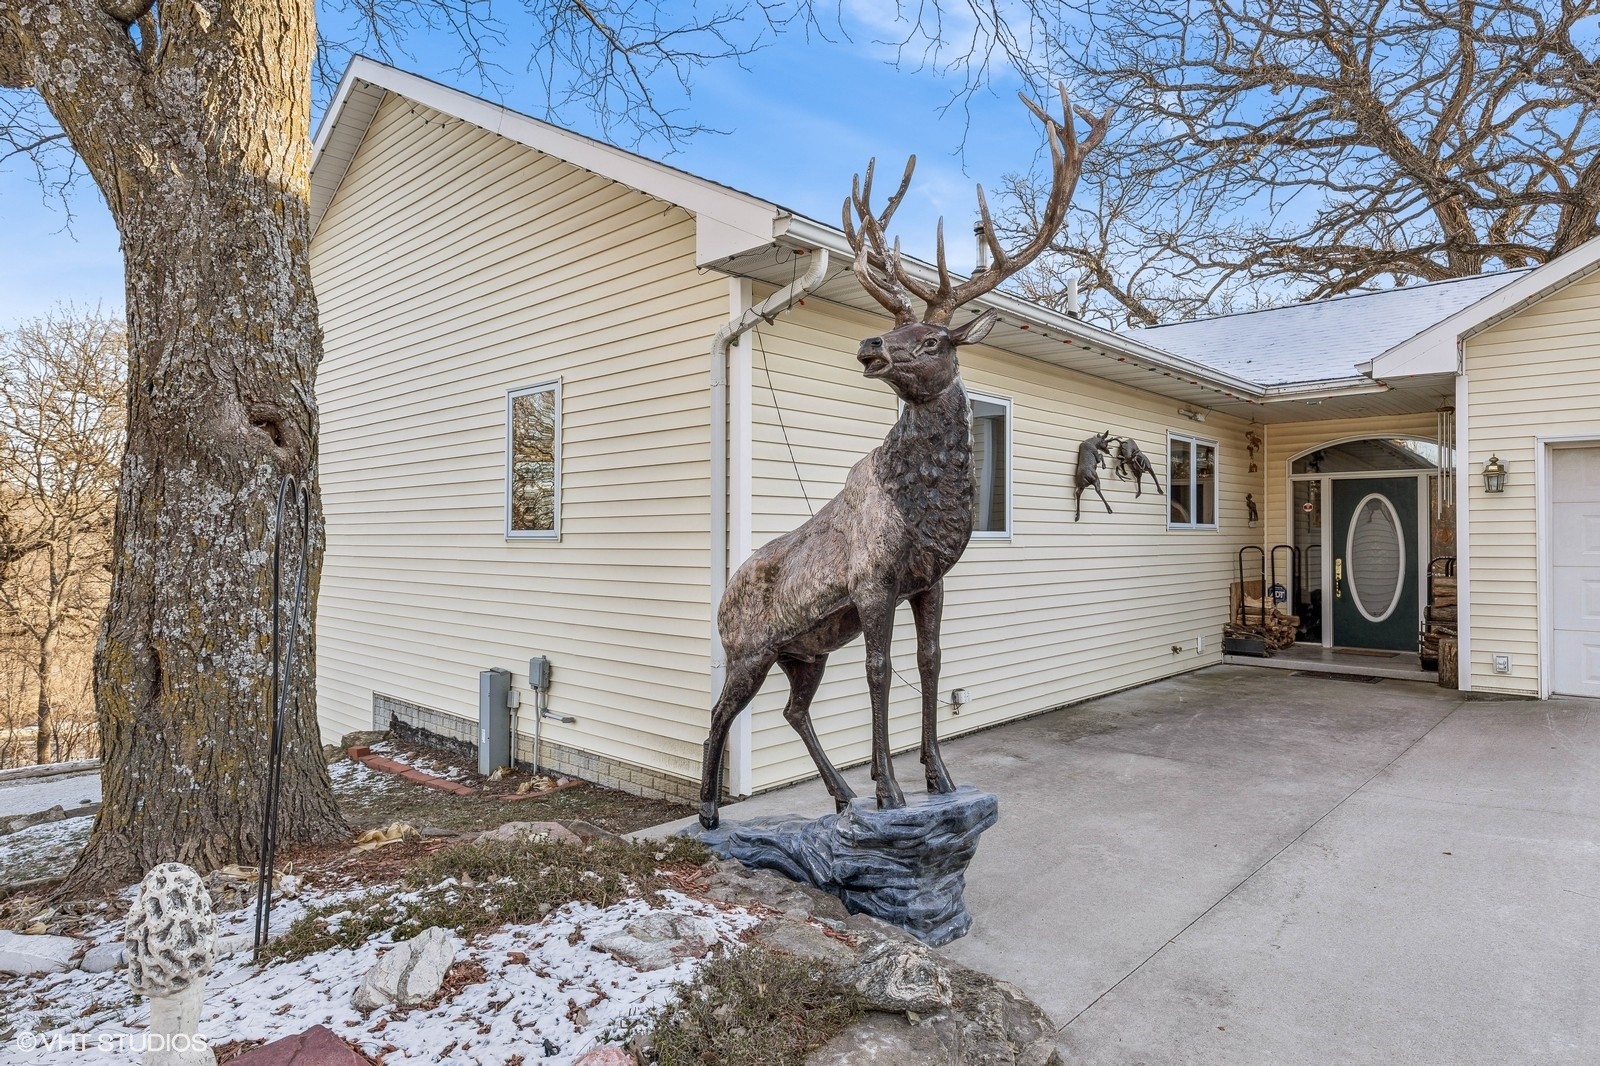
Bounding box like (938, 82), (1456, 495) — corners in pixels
(1179, 407), (1208, 423)
(1483, 454), (1507, 493)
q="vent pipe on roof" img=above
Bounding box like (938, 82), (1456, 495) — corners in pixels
(1066, 276), (1081, 319)
(974, 221), (989, 272)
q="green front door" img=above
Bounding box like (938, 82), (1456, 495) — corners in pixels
(1331, 477), (1420, 651)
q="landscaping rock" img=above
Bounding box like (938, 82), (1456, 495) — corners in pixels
(702, 860), (851, 923)
(229, 1024), (375, 1065)
(696, 786), (998, 945)
(564, 819), (620, 843)
(338, 730), (387, 752)
(352, 927), (455, 1011)
(595, 912), (720, 971)
(701, 858), (1062, 1066)
(750, 918), (858, 968)
(473, 820), (582, 847)
(0, 929), (80, 975)
(844, 941), (952, 1014)
(5, 803), (69, 834)
(571, 1049), (633, 1066)
(79, 941), (126, 973)
(806, 1011), (956, 1064)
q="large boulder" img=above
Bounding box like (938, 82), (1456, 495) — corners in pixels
(352, 927), (456, 1011)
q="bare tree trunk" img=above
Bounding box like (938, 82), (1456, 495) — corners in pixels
(34, 617), (56, 764)
(1, 0), (350, 892)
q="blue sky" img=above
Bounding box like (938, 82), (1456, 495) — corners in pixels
(0, 8), (1056, 324)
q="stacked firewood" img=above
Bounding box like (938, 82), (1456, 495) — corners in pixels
(1228, 581), (1299, 651)
(1421, 576), (1458, 670)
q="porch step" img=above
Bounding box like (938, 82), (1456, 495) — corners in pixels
(1222, 654), (1438, 683)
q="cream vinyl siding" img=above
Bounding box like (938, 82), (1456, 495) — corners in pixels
(742, 295), (1257, 791)
(1261, 413), (1439, 551)
(1463, 270), (1600, 696)
(310, 94), (725, 784)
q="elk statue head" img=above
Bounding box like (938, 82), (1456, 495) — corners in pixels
(842, 84), (1109, 402)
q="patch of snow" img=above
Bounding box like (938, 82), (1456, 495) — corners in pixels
(2, 883), (757, 1066)
(0, 771), (101, 819)
(0, 817), (90, 884)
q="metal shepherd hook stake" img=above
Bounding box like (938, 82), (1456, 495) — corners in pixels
(253, 474), (311, 960)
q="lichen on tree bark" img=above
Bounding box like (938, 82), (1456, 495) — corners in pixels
(3, 0), (348, 890)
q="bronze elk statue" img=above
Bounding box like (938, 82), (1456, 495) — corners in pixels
(698, 87), (1108, 830)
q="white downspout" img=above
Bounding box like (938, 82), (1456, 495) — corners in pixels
(1454, 360), (1473, 691)
(708, 248), (830, 797)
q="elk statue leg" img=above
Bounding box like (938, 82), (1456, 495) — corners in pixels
(777, 655), (856, 812)
(855, 585), (906, 809)
(1074, 486), (1084, 522)
(700, 651), (777, 830)
(910, 584), (955, 794)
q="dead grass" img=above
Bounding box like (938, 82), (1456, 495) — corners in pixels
(638, 945), (865, 1066)
(262, 834), (709, 964)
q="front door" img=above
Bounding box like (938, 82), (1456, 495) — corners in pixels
(1332, 477), (1420, 651)
(1551, 447), (1600, 697)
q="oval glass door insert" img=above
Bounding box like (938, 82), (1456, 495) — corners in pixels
(1346, 493), (1406, 623)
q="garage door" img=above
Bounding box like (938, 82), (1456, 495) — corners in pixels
(1552, 447), (1600, 697)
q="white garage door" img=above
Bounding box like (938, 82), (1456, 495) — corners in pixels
(1552, 447), (1600, 698)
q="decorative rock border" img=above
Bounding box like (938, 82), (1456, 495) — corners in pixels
(346, 747), (475, 797)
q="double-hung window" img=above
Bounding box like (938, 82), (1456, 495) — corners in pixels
(1168, 432), (1217, 529)
(506, 381), (561, 539)
(969, 392), (1011, 538)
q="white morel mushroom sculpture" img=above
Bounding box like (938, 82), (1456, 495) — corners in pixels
(125, 863), (217, 1065)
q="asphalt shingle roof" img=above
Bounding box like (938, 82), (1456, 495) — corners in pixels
(1128, 272), (1528, 387)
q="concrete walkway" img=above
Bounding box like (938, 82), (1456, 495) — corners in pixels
(649, 665), (1600, 1064)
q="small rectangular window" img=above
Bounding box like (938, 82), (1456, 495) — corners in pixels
(969, 393), (1011, 538)
(1168, 432), (1218, 529)
(507, 381), (560, 538)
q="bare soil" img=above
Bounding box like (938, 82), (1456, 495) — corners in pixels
(335, 736), (692, 836)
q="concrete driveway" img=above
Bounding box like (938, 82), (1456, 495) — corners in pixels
(649, 665), (1600, 1064)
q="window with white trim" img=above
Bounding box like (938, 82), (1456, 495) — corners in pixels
(969, 392), (1011, 538)
(506, 381), (561, 538)
(1168, 432), (1217, 529)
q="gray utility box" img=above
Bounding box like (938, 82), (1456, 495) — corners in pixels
(478, 667), (513, 776)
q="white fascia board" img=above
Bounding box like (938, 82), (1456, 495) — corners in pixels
(1368, 236), (1600, 379)
(1258, 377), (1392, 402)
(778, 216), (1266, 400)
(310, 57), (783, 262)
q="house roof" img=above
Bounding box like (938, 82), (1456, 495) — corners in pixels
(1128, 272), (1527, 388)
(1367, 237), (1600, 378)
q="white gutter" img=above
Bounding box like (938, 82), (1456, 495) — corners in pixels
(708, 247), (830, 797)
(1258, 378), (1394, 402)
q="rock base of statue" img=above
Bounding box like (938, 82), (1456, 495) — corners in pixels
(694, 785), (998, 947)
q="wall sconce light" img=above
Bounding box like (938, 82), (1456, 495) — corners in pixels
(1482, 454), (1507, 493)
(1179, 407), (1208, 423)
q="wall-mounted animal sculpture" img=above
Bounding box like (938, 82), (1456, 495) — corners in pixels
(698, 86), (1109, 830)
(1112, 436), (1163, 498)
(1074, 431), (1114, 521)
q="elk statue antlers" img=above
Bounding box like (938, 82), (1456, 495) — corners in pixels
(698, 86), (1109, 830)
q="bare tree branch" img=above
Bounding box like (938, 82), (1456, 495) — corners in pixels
(1003, 0), (1600, 326)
